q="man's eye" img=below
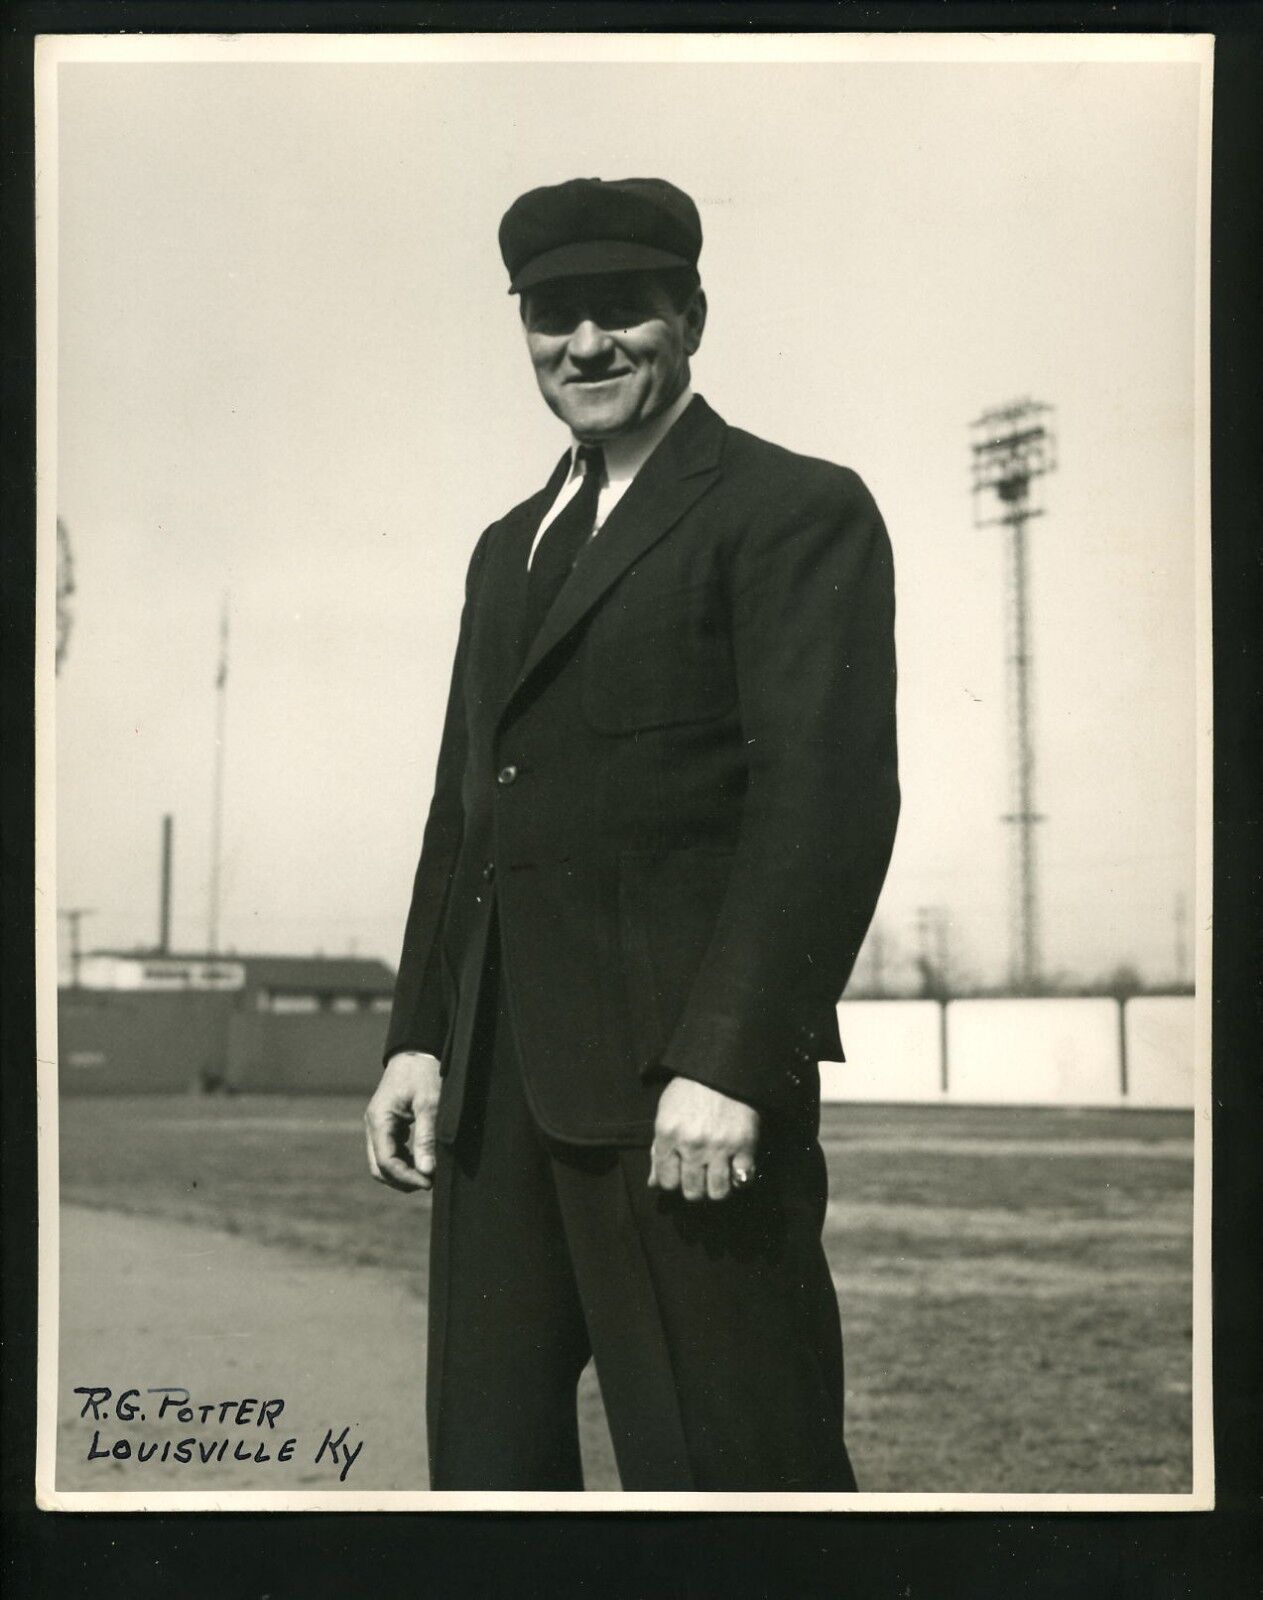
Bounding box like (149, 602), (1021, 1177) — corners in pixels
(531, 307), (573, 335)
(596, 305), (643, 329)
(527, 301), (647, 334)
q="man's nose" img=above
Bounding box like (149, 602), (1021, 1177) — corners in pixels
(567, 319), (614, 362)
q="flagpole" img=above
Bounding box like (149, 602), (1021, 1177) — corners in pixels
(208, 593), (229, 954)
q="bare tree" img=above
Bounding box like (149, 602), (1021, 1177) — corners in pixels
(56, 516), (75, 674)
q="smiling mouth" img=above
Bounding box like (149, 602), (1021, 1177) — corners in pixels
(566, 372), (631, 385)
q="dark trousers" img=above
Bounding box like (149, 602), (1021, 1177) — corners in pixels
(426, 935), (857, 1492)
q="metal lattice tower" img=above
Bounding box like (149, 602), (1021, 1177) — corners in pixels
(970, 399), (1056, 992)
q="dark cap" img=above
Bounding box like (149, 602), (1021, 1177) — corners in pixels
(499, 177), (702, 295)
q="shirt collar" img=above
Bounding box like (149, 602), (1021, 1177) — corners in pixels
(567, 386), (694, 486)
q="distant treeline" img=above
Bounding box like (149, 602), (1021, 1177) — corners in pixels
(848, 968), (1195, 1003)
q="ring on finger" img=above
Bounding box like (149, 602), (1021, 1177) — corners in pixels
(731, 1163), (756, 1188)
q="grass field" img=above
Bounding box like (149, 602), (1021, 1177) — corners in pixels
(58, 1096), (1194, 1493)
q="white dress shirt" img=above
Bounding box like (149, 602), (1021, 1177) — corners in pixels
(528, 386), (694, 568)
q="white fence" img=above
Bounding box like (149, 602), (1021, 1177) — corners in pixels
(821, 994), (1196, 1109)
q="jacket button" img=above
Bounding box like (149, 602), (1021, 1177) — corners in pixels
(497, 764), (519, 787)
(481, 862), (496, 884)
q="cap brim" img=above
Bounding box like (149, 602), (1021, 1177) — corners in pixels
(509, 239), (694, 294)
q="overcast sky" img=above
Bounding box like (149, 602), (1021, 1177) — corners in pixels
(49, 42), (1208, 990)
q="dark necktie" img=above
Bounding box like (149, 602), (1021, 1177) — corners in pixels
(523, 445), (604, 644)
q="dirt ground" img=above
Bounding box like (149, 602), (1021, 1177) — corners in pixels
(54, 1097), (1194, 1497)
(55, 1203), (618, 1493)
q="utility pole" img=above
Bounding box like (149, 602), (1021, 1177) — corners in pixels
(159, 814), (174, 954)
(915, 905), (953, 1092)
(59, 907), (95, 988)
(914, 905), (952, 998)
(865, 923), (888, 998)
(970, 399), (1056, 993)
(1173, 890), (1189, 987)
(914, 907), (933, 995)
(208, 595), (229, 955)
(933, 908), (951, 995)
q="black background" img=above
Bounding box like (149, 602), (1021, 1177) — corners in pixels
(3, 4), (1259, 1595)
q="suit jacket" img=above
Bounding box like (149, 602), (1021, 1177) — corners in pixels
(384, 395), (899, 1144)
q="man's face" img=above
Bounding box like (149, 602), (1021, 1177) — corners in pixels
(521, 272), (706, 443)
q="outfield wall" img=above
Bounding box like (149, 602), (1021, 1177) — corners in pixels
(822, 1001), (945, 1102)
(1125, 996), (1197, 1109)
(226, 1011), (388, 1093)
(57, 991), (387, 1095)
(58, 989), (1195, 1107)
(58, 991), (235, 1093)
(823, 995), (1196, 1109)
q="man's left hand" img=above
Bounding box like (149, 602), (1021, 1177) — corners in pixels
(649, 1076), (760, 1202)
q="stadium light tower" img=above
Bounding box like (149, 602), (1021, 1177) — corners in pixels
(970, 398), (1056, 993)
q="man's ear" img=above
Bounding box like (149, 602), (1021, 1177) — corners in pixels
(683, 288), (707, 356)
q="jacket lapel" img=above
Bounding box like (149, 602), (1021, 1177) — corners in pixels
(500, 395), (726, 727)
(475, 451), (571, 713)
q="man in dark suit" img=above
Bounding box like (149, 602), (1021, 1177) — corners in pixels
(365, 177), (899, 1491)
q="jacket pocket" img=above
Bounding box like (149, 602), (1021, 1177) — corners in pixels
(582, 583), (736, 733)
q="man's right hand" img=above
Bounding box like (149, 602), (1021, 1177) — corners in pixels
(364, 1050), (443, 1193)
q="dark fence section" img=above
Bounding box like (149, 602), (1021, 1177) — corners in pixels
(59, 991), (236, 1093)
(227, 1011), (385, 1093)
(58, 991), (387, 1095)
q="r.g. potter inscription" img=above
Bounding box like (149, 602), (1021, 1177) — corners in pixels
(72, 1386), (364, 1482)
